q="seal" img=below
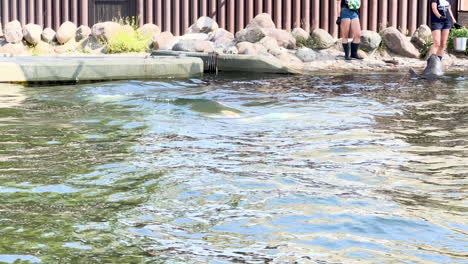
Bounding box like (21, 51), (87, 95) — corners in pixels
(409, 54), (444, 78)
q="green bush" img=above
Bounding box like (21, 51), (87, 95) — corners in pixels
(106, 29), (152, 53)
(419, 40), (433, 59)
(295, 36), (319, 49)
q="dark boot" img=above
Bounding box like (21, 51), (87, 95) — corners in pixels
(342, 43), (351, 60)
(351, 42), (364, 60)
(438, 56), (443, 61)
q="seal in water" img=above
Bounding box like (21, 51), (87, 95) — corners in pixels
(409, 54), (443, 78)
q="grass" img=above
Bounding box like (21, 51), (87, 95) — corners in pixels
(295, 36), (319, 49)
(106, 29), (152, 53)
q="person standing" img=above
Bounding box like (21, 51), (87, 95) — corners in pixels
(429, 0), (462, 60)
(336, 0), (363, 60)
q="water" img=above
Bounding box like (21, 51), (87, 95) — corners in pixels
(0, 73), (467, 264)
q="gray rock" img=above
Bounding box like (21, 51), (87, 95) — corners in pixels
(292, 28), (309, 40)
(187, 16), (219, 34)
(56, 21), (77, 44)
(237, 41), (258, 55)
(360, 30), (381, 52)
(310, 28), (335, 49)
(23, 23), (43, 45)
(54, 38), (78, 54)
(4, 20), (23, 43)
(79, 36), (106, 54)
(264, 28), (296, 49)
(250, 13), (276, 29)
(42, 28), (56, 43)
(223, 46), (238, 54)
(295, 47), (318, 62)
(152, 31), (177, 50)
(0, 42), (27, 55)
(259, 36), (281, 56)
(235, 24), (267, 43)
(383, 27), (420, 58)
(276, 51), (303, 66)
(178, 33), (209, 41)
(172, 39), (214, 53)
(137, 23), (161, 37)
(208, 28), (234, 46)
(92, 22), (121, 42)
(411, 24), (432, 49)
(76, 25), (91, 41)
(33, 41), (54, 55)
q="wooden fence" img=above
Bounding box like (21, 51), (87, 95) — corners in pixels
(0, 0), (460, 37)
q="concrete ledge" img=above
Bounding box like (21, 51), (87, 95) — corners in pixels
(151, 50), (301, 74)
(0, 56), (204, 83)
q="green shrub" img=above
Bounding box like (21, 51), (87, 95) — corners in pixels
(419, 40), (433, 59)
(295, 36), (319, 49)
(106, 29), (151, 53)
(447, 27), (468, 55)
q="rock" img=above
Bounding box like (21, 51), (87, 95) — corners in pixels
(259, 36), (281, 56)
(56, 21), (77, 44)
(23, 23), (43, 45)
(187, 16), (219, 34)
(383, 27), (420, 58)
(42, 28), (56, 43)
(4, 20), (23, 43)
(137, 23), (161, 37)
(292, 28), (309, 40)
(309, 28), (335, 49)
(54, 38), (78, 54)
(264, 28), (296, 49)
(235, 24), (267, 43)
(152, 31), (177, 50)
(79, 36), (106, 54)
(223, 46), (238, 54)
(411, 24), (432, 49)
(295, 47), (318, 62)
(33, 41), (54, 55)
(76, 25), (91, 41)
(92, 22), (121, 42)
(254, 43), (270, 56)
(276, 51), (303, 66)
(0, 42), (27, 55)
(178, 33), (209, 41)
(172, 39), (214, 52)
(250, 13), (276, 29)
(208, 28), (234, 46)
(237, 41), (258, 55)
(360, 30), (381, 52)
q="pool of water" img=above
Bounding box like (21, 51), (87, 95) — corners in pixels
(0, 73), (467, 263)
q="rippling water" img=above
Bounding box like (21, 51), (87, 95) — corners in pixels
(0, 73), (467, 264)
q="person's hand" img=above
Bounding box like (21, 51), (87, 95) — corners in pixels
(336, 17), (341, 26)
(453, 23), (463, 29)
(439, 15), (447, 21)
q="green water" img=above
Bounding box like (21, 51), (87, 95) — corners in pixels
(0, 74), (467, 263)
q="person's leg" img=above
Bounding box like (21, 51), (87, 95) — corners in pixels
(350, 18), (363, 59)
(429, 30), (441, 57)
(341, 19), (351, 60)
(437, 29), (450, 59)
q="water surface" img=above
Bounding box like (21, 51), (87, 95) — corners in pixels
(0, 73), (467, 263)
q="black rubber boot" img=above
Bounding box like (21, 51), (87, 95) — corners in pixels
(438, 56), (443, 61)
(351, 43), (364, 60)
(342, 43), (351, 60)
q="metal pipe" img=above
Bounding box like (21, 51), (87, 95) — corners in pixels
(369, 0), (378, 32)
(285, 0), (291, 30)
(302, 0), (310, 32)
(361, 0), (368, 31)
(227, 0), (234, 32)
(28, 0), (35, 23)
(80, 0), (87, 26)
(378, 0), (388, 30)
(71, 0), (78, 25)
(389, 0), (398, 27)
(2, 0), (9, 26)
(174, 0), (180, 35)
(146, 0), (153, 24)
(293, 0), (301, 28)
(54, 0), (60, 29)
(183, 0), (190, 31)
(398, 0), (408, 34)
(274, 0), (281, 29)
(20, 0), (26, 25)
(156, 0), (162, 29)
(312, 0), (319, 30)
(137, 0), (143, 26)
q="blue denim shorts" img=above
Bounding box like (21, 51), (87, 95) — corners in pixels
(431, 20), (453, 30)
(341, 8), (359, 20)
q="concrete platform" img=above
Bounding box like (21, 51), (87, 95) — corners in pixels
(0, 56), (204, 83)
(151, 50), (301, 74)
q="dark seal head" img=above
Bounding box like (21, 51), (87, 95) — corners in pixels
(422, 54), (443, 77)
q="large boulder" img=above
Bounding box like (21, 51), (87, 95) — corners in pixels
(187, 16), (219, 34)
(33, 41), (54, 55)
(178, 33), (209, 41)
(137, 23), (161, 37)
(264, 28), (296, 49)
(383, 27), (420, 58)
(79, 36), (106, 54)
(292, 28), (309, 40)
(309, 28), (335, 49)
(42, 28), (56, 43)
(250, 13), (276, 29)
(276, 51), (303, 66)
(208, 28), (234, 46)
(23, 23), (43, 45)
(92, 22), (121, 42)
(172, 39), (214, 52)
(411, 25), (432, 49)
(235, 24), (267, 43)
(295, 47), (318, 62)
(56, 21), (77, 44)
(4, 20), (23, 43)
(223, 46), (238, 54)
(152, 31), (177, 50)
(259, 36), (281, 56)
(360, 30), (381, 52)
(54, 38), (78, 54)
(0, 42), (27, 55)
(236, 42), (258, 55)
(76, 25), (91, 41)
